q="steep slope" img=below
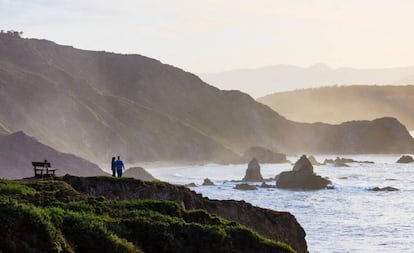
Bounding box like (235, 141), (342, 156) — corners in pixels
(200, 64), (414, 98)
(258, 85), (414, 130)
(0, 32), (413, 163)
(0, 131), (105, 179)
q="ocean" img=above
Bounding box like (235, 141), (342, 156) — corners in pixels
(146, 153), (414, 253)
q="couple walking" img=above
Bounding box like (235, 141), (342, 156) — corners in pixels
(111, 156), (125, 177)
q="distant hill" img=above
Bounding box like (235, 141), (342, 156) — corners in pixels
(200, 64), (414, 98)
(0, 131), (105, 179)
(258, 85), (414, 130)
(0, 32), (413, 163)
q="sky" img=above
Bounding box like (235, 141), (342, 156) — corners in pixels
(1, 0), (414, 73)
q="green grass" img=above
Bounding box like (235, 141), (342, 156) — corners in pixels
(0, 178), (295, 253)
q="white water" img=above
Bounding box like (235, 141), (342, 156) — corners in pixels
(146, 154), (414, 253)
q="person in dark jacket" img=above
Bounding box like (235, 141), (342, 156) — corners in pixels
(111, 157), (116, 177)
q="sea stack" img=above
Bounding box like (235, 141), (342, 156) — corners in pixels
(202, 178), (215, 186)
(396, 155), (414, 163)
(276, 155), (330, 189)
(242, 158), (264, 182)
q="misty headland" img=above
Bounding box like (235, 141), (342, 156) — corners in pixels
(1, 31), (414, 253)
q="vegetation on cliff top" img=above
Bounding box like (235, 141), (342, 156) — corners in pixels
(0, 178), (294, 253)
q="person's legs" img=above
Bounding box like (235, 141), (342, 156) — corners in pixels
(112, 169), (116, 177)
(117, 168), (123, 177)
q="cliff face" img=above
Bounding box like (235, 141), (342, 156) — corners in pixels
(0, 33), (413, 164)
(62, 175), (308, 253)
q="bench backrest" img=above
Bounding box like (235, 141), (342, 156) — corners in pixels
(32, 162), (51, 167)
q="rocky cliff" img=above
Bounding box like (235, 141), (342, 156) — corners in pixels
(62, 175), (308, 253)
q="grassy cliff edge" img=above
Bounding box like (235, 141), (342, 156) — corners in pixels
(0, 177), (296, 253)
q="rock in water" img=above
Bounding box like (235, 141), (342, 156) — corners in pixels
(292, 155), (313, 174)
(234, 183), (257, 191)
(371, 186), (399, 191)
(123, 167), (156, 181)
(202, 178), (215, 186)
(396, 155), (414, 163)
(242, 158), (264, 182)
(276, 155), (330, 189)
(308, 155), (323, 166)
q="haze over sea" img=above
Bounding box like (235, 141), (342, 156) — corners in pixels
(145, 150), (414, 253)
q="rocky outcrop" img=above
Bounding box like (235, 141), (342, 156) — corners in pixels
(396, 155), (414, 163)
(260, 181), (275, 188)
(370, 186), (399, 191)
(0, 131), (106, 179)
(123, 167), (156, 181)
(243, 147), (289, 163)
(202, 178), (215, 186)
(234, 183), (257, 191)
(307, 155), (323, 166)
(324, 157), (374, 166)
(276, 155), (330, 190)
(242, 158), (264, 182)
(62, 175), (307, 253)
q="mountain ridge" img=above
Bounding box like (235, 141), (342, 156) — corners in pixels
(258, 85), (414, 130)
(1, 32), (413, 164)
(200, 64), (414, 98)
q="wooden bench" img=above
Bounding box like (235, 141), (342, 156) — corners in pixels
(32, 161), (56, 177)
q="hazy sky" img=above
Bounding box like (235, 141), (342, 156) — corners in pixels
(1, 0), (414, 73)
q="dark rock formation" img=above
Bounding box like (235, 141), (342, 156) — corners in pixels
(307, 155), (323, 166)
(242, 158), (264, 182)
(62, 175), (308, 253)
(234, 183), (257, 191)
(370, 186), (399, 191)
(123, 167), (156, 181)
(292, 155), (313, 174)
(396, 155), (414, 163)
(276, 155), (330, 189)
(0, 131), (106, 179)
(243, 146), (289, 163)
(202, 178), (215, 186)
(260, 181), (275, 188)
(185, 182), (197, 187)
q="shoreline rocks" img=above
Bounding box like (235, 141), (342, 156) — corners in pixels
(276, 155), (331, 190)
(370, 186), (399, 191)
